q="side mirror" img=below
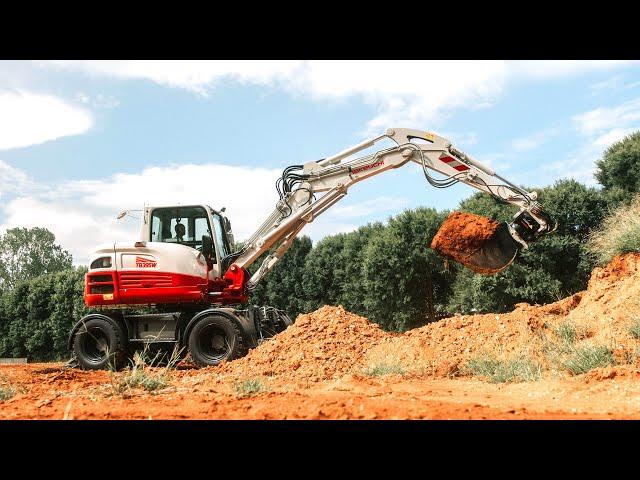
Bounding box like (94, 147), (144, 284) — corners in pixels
(202, 235), (213, 258)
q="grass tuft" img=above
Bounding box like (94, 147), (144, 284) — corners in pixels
(462, 353), (542, 383)
(560, 345), (615, 375)
(234, 378), (267, 398)
(629, 316), (640, 340)
(108, 344), (182, 396)
(0, 386), (16, 401)
(587, 195), (640, 265)
(554, 321), (578, 344)
(361, 362), (406, 377)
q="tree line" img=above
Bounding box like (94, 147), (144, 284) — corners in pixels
(1, 132), (639, 360)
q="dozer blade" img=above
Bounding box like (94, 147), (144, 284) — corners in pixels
(461, 222), (520, 274)
(431, 212), (521, 275)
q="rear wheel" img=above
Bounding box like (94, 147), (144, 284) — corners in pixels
(72, 317), (127, 370)
(187, 315), (246, 367)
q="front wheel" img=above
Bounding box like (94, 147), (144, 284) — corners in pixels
(72, 317), (128, 370)
(187, 315), (246, 367)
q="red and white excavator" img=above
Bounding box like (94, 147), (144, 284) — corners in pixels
(68, 128), (556, 369)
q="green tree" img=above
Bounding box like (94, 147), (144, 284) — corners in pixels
(299, 223), (386, 316)
(362, 208), (452, 331)
(301, 234), (347, 313)
(595, 131), (640, 195)
(335, 223), (385, 314)
(249, 236), (312, 318)
(0, 227), (72, 290)
(0, 267), (87, 361)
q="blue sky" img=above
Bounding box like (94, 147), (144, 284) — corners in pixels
(1, 60), (640, 264)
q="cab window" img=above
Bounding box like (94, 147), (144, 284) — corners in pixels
(211, 213), (229, 259)
(150, 206), (215, 259)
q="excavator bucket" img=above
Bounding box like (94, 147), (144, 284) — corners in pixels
(431, 212), (521, 275)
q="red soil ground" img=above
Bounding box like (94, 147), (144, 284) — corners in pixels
(2, 253), (640, 420)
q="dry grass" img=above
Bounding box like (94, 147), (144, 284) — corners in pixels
(234, 378), (268, 398)
(0, 386), (16, 401)
(629, 316), (640, 340)
(108, 345), (182, 396)
(560, 345), (615, 375)
(358, 339), (433, 377)
(462, 353), (542, 383)
(588, 195), (640, 265)
(362, 361), (406, 377)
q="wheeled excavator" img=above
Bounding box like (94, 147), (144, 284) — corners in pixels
(68, 128), (556, 370)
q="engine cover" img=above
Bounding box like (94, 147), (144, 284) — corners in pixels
(85, 242), (209, 307)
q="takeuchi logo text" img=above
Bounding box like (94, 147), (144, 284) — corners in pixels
(351, 160), (384, 174)
(136, 256), (157, 268)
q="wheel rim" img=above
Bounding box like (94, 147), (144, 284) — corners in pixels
(197, 323), (232, 363)
(78, 327), (111, 364)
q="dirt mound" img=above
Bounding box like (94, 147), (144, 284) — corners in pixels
(365, 253), (640, 377)
(211, 253), (640, 384)
(215, 305), (390, 385)
(431, 211), (506, 274)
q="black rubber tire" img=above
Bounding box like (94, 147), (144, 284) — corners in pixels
(72, 317), (128, 371)
(187, 314), (246, 367)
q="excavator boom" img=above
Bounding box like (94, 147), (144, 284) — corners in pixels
(225, 128), (556, 295)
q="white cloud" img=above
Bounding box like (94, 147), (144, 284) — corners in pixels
(328, 196), (409, 219)
(592, 127), (638, 148)
(573, 98), (640, 136)
(434, 131), (478, 148)
(542, 155), (600, 185)
(44, 60), (508, 131)
(589, 75), (625, 95)
(0, 196), (134, 263)
(303, 221), (360, 241)
(302, 195), (409, 242)
(509, 60), (634, 79)
(540, 99), (640, 184)
(511, 127), (561, 152)
(0, 160), (29, 198)
(46, 60), (303, 95)
(43, 60), (635, 134)
(476, 152), (512, 172)
(0, 90), (93, 150)
(75, 91), (120, 109)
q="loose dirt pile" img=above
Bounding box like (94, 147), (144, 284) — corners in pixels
(365, 252), (640, 377)
(431, 211), (503, 273)
(217, 252), (640, 382)
(214, 305), (390, 386)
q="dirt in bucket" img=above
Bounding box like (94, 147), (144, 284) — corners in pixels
(431, 211), (503, 273)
